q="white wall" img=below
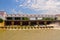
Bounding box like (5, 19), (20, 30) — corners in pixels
(37, 18), (42, 20)
(29, 18), (36, 20)
(57, 16), (60, 20)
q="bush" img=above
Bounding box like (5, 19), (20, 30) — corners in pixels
(0, 18), (3, 23)
(42, 17), (55, 21)
(22, 17), (29, 20)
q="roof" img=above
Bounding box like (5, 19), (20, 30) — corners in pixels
(0, 11), (59, 17)
(5, 14), (56, 17)
(55, 14), (60, 16)
(0, 11), (6, 16)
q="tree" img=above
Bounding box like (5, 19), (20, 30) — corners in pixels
(22, 17), (29, 20)
(42, 17), (55, 21)
(0, 18), (3, 23)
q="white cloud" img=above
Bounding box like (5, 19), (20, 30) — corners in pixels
(27, 0), (31, 3)
(10, 9), (17, 14)
(18, 0), (60, 14)
(10, 8), (25, 14)
(19, 5), (23, 6)
(16, 0), (19, 2)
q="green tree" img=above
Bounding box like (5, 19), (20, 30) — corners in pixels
(22, 17), (29, 20)
(42, 17), (55, 21)
(0, 18), (3, 23)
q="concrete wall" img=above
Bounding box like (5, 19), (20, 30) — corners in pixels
(57, 16), (60, 20)
(0, 21), (4, 27)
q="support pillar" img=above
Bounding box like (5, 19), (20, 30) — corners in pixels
(12, 21), (14, 26)
(28, 21), (31, 26)
(3, 21), (5, 26)
(37, 21), (39, 26)
(44, 21), (47, 27)
(20, 21), (22, 26)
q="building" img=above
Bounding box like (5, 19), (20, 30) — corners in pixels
(0, 11), (59, 27)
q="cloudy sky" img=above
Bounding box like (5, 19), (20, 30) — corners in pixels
(0, 0), (60, 14)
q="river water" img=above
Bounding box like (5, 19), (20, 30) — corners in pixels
(0, 29), (60, 40)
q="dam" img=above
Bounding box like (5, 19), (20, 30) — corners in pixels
(0, 11), (60, 28)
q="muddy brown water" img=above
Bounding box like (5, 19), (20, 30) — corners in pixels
(0, 29), (60, 40)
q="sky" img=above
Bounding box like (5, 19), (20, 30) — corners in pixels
(0, 0), (60, 14)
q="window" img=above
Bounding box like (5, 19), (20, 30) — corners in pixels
(15, 17), (20, 20)
(6, 17), (13, 20)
